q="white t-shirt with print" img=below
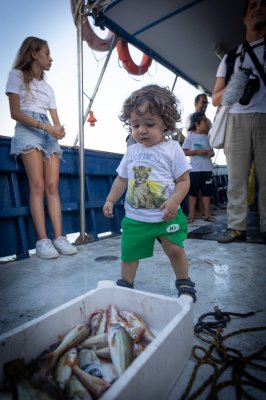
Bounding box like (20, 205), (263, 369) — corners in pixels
(5, 69), (56, 114)
(117, 140), (191, 223)
(182, 133), (213, 172)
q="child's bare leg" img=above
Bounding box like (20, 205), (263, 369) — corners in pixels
(160, 237), (188, 279)
(202, 196), (214, 219)
(118, 261), (139, 287)
(187, 195), (197, 221)
(160, 237), (196, 302)
(195, 190), (203, 217)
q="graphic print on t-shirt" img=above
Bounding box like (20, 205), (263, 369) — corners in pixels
(193, 135), (207, 149)
(126, 165), (168, 209)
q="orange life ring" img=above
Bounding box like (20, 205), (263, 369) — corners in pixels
(116, 40), (152, 76)
(71, 0), (116, 52)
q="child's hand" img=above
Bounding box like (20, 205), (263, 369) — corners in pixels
(197, 149), (209, 155)
(159, 198), (178, 221)
(208, 148), (215, 157)
(103, 201), (114, 217)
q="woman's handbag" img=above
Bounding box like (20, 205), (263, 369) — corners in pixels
(209, 69), (250, 149)
(209, 105), (229, 149)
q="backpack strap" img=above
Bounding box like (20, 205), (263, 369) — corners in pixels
(243, 39), (266, 87)
(225, 46), (238, 85)
(225, 37), (266, 86)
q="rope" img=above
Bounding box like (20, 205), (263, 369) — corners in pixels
(179, 306), (266, 400)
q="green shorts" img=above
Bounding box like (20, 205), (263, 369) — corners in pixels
(121, 208), (187, 262)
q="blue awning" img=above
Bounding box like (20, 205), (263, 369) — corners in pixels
(98, 0), (245, 95)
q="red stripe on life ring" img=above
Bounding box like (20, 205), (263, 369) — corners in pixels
(116, 40), (152, 75)
(71, 0), (116, 52)
(82, 19), (115, 52)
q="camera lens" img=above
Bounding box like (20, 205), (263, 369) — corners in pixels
(239, 77), (260, 105)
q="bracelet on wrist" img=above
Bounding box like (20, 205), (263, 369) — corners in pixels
(36, 121), (40, 129)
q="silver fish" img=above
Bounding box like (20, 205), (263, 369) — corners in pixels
(95, 310), (107, 335)
(67, 375), (93, 400)
(108, 323), (134, 377)
(106, 304), (119, 331)
(44, 324), (90, 371)
(125, 326), (145, 343)
(82, 333), (108, 349)
(100, 359), (118, 384)
(116, 312), (145, 343)
(55, 347), (77, 389)
(119, 310), (155, 342)
(72, 365), (110, 399)
(78, 348), (103, 378)
(133, 341), (147, 357)
(89, 310), (104, 336)
(95, 346), (111, 360)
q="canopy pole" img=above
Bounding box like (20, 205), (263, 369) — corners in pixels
(75, 1), (92, 245)
(171, 75), (178, 92)
(73, 34), (116, 146)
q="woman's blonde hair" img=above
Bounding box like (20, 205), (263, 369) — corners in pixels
(13, 36), (47, 90)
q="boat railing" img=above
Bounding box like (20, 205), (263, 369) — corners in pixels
(0, 136), (125, 260)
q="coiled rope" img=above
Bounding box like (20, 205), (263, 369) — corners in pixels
(180, 306), (266, 399)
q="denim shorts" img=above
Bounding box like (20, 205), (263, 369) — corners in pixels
(10, 111), (62, 159)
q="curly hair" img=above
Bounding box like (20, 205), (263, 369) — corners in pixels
(119, 84), (181, 134)
(13, 36), (47, 90)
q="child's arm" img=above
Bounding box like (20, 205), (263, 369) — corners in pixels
(159, 171), (190, 221)
(103, 176), (128, 218)
(183, 148), (209, 156)
(208, 148), (215, 157)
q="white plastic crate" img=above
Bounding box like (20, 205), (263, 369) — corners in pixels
(0, 280), (193, 400)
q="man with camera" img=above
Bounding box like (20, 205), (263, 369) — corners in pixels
(212, 0), (266, 243)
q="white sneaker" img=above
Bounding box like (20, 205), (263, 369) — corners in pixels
(53, 236), (78, 255)
(36, 239), (59, 259)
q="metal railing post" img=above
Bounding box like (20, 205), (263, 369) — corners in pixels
(73, 34), (116, 146)
(75, 1), (92, 244)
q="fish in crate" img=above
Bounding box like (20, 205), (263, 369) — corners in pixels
(1, 304), (155, 399)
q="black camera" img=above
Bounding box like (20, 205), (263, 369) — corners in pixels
(239, 69), (260, 105)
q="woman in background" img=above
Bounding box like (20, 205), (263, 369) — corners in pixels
(6, 36), (77, 259)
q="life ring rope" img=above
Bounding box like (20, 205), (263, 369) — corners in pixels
(71, 0), (152, 73)
(116, 40), (152, 76)
(71, 0), (116, 52)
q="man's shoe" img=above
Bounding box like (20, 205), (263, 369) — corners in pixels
(36, 239), (59, 259)
(218, 229), (246, 243)
(53, 236), (78, 255)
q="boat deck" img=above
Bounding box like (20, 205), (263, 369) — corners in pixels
(0, 210), (265, 399)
